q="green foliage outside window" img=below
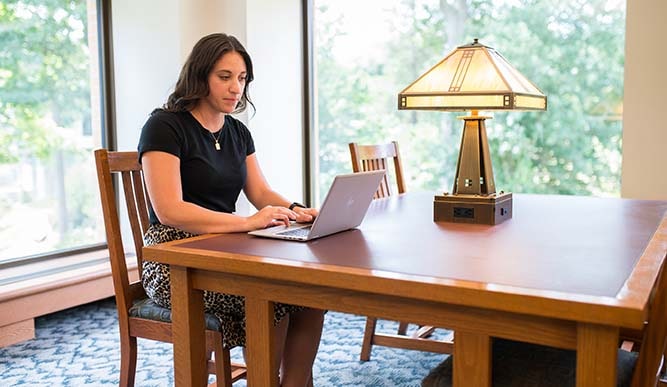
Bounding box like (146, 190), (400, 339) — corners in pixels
(314, 0), (624, 202)
(0, 0), (91, 161)
(0, 0), (103, 260)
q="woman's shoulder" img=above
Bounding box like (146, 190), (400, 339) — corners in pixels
(143, 109), (195, 133)
(224, 114), (246, 127)
(224, 115), (254, 153)
(224, 115), (252, 136)
(148, 109), (191, 125)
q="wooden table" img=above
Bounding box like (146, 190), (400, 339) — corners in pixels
(143, 192), (667, 387)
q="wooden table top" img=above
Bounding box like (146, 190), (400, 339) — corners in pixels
(148, 192), (667, 328)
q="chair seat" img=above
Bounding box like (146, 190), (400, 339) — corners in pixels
(129, 298), (223, 332)
(421, 338), (638, 387)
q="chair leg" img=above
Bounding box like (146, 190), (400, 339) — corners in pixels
(397, 321), (409, 336)
(205, 350), (214, 387)
(360, 317), (378, 361)
(119, 334), (138, 387)
(212, 334), (233, 387)
(414, 325), (436, 339)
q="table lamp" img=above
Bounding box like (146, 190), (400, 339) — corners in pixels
(398, 39), (547, 225)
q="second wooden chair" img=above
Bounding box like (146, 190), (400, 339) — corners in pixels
(348, 141), (454, 361)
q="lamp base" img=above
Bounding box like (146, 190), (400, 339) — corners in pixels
(433, 192), (512, 225)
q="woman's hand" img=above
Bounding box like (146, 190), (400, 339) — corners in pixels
(247, 205), (298, 229)
(293, 207), (318, 223)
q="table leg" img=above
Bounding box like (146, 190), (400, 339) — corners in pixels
(170, 266), (207, 387)
(245, 296), (278, 387)
(453, 331), (491, 387)
(576, 323), (618, 387)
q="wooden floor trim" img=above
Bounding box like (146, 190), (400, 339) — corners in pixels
(0, 250), (138, 348)
(0, 319), (35, 347)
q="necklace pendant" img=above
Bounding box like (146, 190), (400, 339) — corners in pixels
(215, 142), (221, 151)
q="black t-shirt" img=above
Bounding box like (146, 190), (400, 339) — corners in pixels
(137, 110), (256, 225)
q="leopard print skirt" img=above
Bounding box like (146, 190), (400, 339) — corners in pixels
(142, 223), (305, 348)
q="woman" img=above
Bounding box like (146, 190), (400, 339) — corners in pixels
(138, 33), (323, 387)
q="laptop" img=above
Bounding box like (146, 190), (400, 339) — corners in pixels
(248, 170), (385, 241)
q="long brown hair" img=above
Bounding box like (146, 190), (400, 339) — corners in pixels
(163, 33), (254, 114)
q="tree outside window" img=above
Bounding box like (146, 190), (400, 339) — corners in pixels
(313, 0), (624, 203)
(0, 0), (105, 262)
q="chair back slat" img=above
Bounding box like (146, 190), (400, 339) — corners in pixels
(121, 171), (146, 268)
(132, 170), (151, 235)
(349, 141), (405, 199)
(632, 217), (667, 387)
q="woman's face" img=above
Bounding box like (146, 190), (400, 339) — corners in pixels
(203, 51), (247, 114)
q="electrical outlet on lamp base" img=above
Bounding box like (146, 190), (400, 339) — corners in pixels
(433, 192), (513, 225)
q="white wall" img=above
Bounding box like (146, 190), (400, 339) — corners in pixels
(179, 0), (246, 60)
(245, 0), (305, 203)
(112, 0), (304, 215)
(112, 1), (182, 152)
(621, 0), (667, 200)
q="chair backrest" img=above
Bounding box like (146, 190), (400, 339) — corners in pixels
(631, 245), (667, 387)
(94, 149), (152, 319)
(349, 141), (406, 198)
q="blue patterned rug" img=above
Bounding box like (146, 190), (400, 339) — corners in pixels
(0, 298), (447, 386)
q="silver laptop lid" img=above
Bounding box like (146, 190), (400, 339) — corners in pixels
(306, 170), (385, 239)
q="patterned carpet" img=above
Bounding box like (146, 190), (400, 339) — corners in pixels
(0, 298), (447, 386)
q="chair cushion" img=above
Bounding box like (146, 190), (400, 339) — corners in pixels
(421, 338), (638, 387)
(129, 298), (223, 332)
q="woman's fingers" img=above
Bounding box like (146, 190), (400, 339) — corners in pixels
(294, 207), (318, 223)
(274, 212), (291, 226)
(255, 205), (319, 228)
(265, 206), (296, 226)
(295, 212), (313, 223)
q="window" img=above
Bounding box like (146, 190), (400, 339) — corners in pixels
(0, 0), (107, 264)
(310, 0), (625, 203)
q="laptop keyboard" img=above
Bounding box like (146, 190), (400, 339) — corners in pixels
(277, 227), (311, 238)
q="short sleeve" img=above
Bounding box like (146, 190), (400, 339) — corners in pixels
(137, 110), (185, 162)
(230, 116), (255, 156)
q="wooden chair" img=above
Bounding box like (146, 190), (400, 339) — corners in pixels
(421, 255), (667, 387)
(349, 141), (406, 199)
(348, 141), (454, 361)
(94, 149), (246, 387)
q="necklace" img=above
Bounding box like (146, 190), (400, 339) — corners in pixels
(191, 110), (223, 151)
(209, 130), (222, 151)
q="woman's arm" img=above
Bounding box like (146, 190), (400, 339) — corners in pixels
(142, 150), (297, 234)
(244, 154), (318, 222)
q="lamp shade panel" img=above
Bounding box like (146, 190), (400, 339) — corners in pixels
(398, 39), (547, 111)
